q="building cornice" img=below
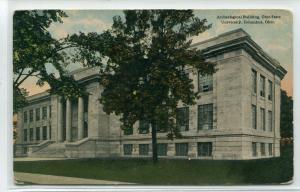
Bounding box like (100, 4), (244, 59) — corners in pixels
(191, 29), (287, 79)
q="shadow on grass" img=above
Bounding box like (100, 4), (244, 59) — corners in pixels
(14, 144), (293, 185)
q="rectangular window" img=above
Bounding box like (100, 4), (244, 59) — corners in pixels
(42, 126), (47, 140)
(23, 111), (27, 123)
(139, 144), (149, 156)
(198, 104), (213, 130)
(35, 108), (40, 121)
(157, 143), (168, 156)
(198, 142), (212, 157)
(29, 110), (33, 122)
(123, 127), (133, 135)
(251, 70), (257, 94)
(49, 125), (51, 139)
(261, 143), (266, 156)
(260, 108), (266, 131)
(268, 110), (272, 132)
(268, 80), (273, 100)
(252, 105), (257, 129)
(198, 74), (213, 93)
(42, 106), (47, 120)
(23, 129), (27, 142)
(139, 120), (150, 134)
(252, 142), (257, 157)
(49, 105), (51, 118)
(36, 127), (40, 141)
(175, 143), (188, 156)
(29, 128), (33, 141)
(153, 118), (168, 133)
(123, 144), (133, 155)
(260, 75), (265, 97)
(268, 143), (273, 156)
(176, 107), (189, 131)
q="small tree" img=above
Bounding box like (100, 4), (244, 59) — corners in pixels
(280, 90), (293, 139)
(70, 10), (215, 163)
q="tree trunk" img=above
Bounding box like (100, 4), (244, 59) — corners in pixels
(151, 123), (158, 164)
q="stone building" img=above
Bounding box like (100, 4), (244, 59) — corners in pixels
(15, 28), (287, 160)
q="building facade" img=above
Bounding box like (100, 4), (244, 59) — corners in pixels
(15, 28), (287, 160)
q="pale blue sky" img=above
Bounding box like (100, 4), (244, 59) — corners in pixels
(22, 10), (293, 96)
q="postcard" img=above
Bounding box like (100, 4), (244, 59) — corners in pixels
(13, 9), (293, 185)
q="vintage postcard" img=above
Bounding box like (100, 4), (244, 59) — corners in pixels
(13, 9), (293, 185)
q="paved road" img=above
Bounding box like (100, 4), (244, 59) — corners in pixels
(14, 172), (135, 185)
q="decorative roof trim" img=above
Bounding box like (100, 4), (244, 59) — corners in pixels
(201, 36), (287, 79)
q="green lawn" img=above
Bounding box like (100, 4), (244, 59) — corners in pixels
(14, 145), (293, 185)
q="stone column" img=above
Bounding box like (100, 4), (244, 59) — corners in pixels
(77, 97), (84, 140)
(57, 97), (63, 142)
(66, 99), (72, 142)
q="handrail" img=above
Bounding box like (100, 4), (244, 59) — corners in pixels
(65, 138), (91, 147)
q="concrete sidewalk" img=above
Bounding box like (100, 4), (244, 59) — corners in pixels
(14, 172), (135, 185)
(14, 157), (72, 162)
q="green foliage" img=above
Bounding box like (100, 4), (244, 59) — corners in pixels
(13, 10), (85, 112)
(13, 87), (28, 113)
(69, 10), (215, 138)
(280, 90), (293, 138)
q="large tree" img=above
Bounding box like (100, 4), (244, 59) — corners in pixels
(69, 10), (215, 163)
(13, 10), (84, 112)
(280, 90), (293, 138)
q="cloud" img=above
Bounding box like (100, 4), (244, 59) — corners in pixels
(49, 16), (111, 39)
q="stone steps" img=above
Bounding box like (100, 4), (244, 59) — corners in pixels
(29, 143), (67, 158)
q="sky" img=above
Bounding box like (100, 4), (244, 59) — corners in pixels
(19, 9), (293, 96)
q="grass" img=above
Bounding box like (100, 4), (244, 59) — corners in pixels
(13, 145), (293, 185)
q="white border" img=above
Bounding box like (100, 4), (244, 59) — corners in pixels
(1, 0), (299, 191)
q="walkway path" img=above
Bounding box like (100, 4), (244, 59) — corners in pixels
(14, 157), (73, 162)
(14, 172), (135, 185)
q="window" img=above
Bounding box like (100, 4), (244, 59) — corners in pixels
(42, 106), (47, 120)
(158, 144), (168, 156)
(198, 142), (212, 157)
(175, 143), (188, 156)
(36, 127), (40, 141)
(139, 120), (150, 134)
(198, 74), (213, 93)
(123, 127), (133, 135)
(139, 144), (149, 155)
(251, 70), (257, 94)
(123, 144), (133, 155)
(23, 111), (27, 123)
(176, 107), (189, 131)
(268, 110), (272, 132)
(42, 126), (47, 140)
(35, 108), (40, 121)
(252, 142), (257, 157)
(198, 104), (213, 130)
(260, 108), (265, 131)
(260, 75), (265, 97)
(153, 118), (168, 133)
(29, 128), (33, 141)
(261, 143), (266, 156)
(49, 125), (52, 139)
(49, 105), (51, 118)
(268, 80), (273, 100)
(29, 110), (33, 122)
(23, 129), (27, 142)
(252, 105), (257, 129)
(268, 143), (273, 156)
